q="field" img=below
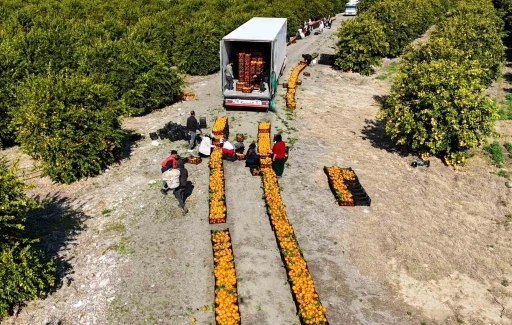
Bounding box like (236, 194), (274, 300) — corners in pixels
(2, 14), (512, 325)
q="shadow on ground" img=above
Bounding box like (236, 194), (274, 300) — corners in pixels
(361, 96), (410, 157)
(25, 193), (90, 294)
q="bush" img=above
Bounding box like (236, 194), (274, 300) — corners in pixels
(367, 0), (423, 57)
(381, 0), (505, 165)
(432, 1), (504, 85)
(334, 0), (460, 73)
(171, 14), (226, 75)
(0, 158), (55, 317)
(334, 15), (389, 75)
(11, 70), (125, 184)
(76, 38), (183, 116)
(484, 141), (505, 166)
(382, 40), (499, 164)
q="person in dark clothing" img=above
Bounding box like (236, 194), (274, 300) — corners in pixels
(245, 143), (260, 175)
(245, 143), (260, 167)
(173, 159), (189, 214)
(302, 54), (313, 66)
(186, 110), (202, 152)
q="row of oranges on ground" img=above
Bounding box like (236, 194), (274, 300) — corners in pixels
(213, 116), (228, 134)
(257, 121), (272, 155)
(259, 167), (328, 325)
(326, 166), (354, 205)
(286, 62), (307, 109)
(211, 230), (241, 325)
(209, 148), (227, 223)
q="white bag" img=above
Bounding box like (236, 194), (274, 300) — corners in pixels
(162, 169), (181, 189)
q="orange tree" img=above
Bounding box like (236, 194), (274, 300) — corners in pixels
(382, 0), (504, 165)
(11, 71), (125, 183)
(334, 14), (389, 75)
(382, 39), (500, 165)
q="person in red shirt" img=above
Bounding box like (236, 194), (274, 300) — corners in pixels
(160, 150), (178, 194)
(271, 134), (287, 177)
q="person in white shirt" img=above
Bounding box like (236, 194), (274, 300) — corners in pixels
(221, 138), (235, 156)
(198, 134), (214, 157)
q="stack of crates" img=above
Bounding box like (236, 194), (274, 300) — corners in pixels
(236, 51), (265, 92)
(236, 52), (246, 91)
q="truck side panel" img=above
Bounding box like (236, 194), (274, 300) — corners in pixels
(274, 20), (287, 77)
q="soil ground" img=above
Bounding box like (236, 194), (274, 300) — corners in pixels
(2, 13), (512, 325)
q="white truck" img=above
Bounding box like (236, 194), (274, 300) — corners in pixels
(344, 0), (358, 16)
(220, 17), (287, 111)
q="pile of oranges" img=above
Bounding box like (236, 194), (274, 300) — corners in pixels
(257, 121), (272, 156)
(211, 230), (241, 325)
(286, 62), (307, 109)
(260, 156), (272, 168)
(212, 116), (228, 146)
(213, 116), (228, 134)
(209, 148), (227, 223)
(326, 166), (354, 206)
(259, 167), (328, 325)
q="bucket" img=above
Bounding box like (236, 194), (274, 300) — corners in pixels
(199, 117), (207, 129)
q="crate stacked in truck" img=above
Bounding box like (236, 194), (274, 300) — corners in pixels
(236, 51), (264, 93)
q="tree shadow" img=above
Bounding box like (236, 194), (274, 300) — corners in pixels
(503, 72), (512, 83)
(117, 130), (145, 162)
(361, 98), (411, 157)
(24, 193), (90, 295)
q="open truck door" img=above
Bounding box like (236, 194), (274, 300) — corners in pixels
(220, 17), (287, 111)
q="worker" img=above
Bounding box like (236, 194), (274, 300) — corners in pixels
(160, 150), (178, 194)
(221, 138), (235, 160)
(186, 110), (202, 153)
(224, 61), (234, 90)
(234, 135), (245, 153)
(198, 134), (214, 157)
(173, 159), (189, 215)
(302, 54), (313, 66)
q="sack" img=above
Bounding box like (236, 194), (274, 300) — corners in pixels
(162, 169), (181, 189)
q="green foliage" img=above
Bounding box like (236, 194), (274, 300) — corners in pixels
(11, 70), (125, 184)
(381, 0), (504, 165)
(76, 38), (183, 116)
(484, 141), (505, 167)
(499, 93), (512, 120)
(0, 0), (338, 180)
(357, 0), (382, 13)
(0, 158), (55, 317)
(334, 0), (460, 73)
(431, 1), (505, 85)
(334, 15), (389, 75)
(504, 142), (512, 156)
(172, 14), (226, 76)
(383, 43), (499, 164)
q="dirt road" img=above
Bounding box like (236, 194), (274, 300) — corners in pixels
(2, 12), (512, 325)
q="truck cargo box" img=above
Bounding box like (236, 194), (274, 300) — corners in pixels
(220, 17), (287, 110)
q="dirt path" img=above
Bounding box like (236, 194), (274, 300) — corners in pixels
(225, 162), (299, 324)
(2, 12), (512, 325)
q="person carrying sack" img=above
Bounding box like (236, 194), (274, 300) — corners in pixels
(162, 168), (181, 193)
(160, 150), (178, 194)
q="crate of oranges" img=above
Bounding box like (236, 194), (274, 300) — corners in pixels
(211, 229), (241, 325)
(186, 156), (202, 165)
